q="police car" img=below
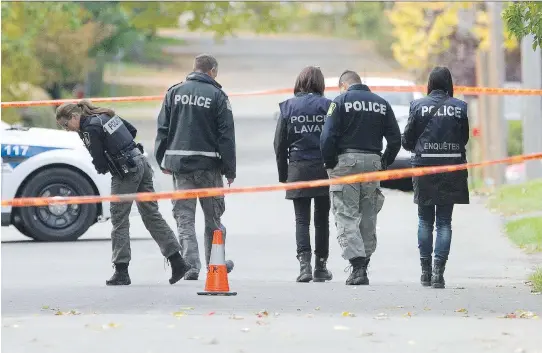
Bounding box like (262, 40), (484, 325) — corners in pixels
(273, 76), (424, 191)
(1, 120), (112, 241)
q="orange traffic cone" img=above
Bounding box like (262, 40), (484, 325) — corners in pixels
(197, 229), (237, 296)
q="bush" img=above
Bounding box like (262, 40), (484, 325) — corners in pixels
(507, 120), (523, 156)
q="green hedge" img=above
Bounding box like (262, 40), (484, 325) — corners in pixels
(507, 120), (523, 157)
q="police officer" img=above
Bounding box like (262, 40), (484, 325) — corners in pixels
(401, 66), (470, 289)
(274, 66), (333, 283)
(320, 70), (401, 286)
(155, 54), (235, 281)
(55, 100), (191, 286)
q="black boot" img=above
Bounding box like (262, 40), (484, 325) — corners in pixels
(168, 252), (191, 285)
(346, 257), (369, 285)
(431, 258), (446, 289)
(296, 252), (313, 283)
(313, 256), (333, 282)
(106, 263), (131, 286)
(420, 257), (432, 287)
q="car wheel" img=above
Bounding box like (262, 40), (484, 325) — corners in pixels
(18, 167), (98, 242)
(13, 222), (37, 240)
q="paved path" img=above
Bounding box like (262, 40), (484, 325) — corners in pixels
(2, 118), (541, 353)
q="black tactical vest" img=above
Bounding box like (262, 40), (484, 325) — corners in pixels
(88, 114), (134, 156)
(279, 93), (332, 161)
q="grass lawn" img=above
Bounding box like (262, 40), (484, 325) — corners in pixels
(505, 216), (542, 253)
(487, 178), (542, 216)
(489, 179), (542, 293)
(530, 268), (542, 293)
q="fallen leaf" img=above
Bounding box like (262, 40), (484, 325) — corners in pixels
(54, 311), (63, 316)
(342, 311), (356, 317)
(172, 311), (185, 318)
(424, 307), (431, 311)
(517, 310), (538, 319)
(315, 307), (321, 311)
(68, 310), (81, 316)
(358, 331), (374, 337)
(396, 305), (404, 309)
(256, 310), (269, 318)
(102, 322), (120, 329)
(455, 308), (468, 313)
(179, 307), (195, 311)
(374, 313), (389, 320)
(403, 312), (413, 317)
(333, 325), (350, 331)
(500, 313), (517, 319)
(207, 312), (216, 316)
(41, 305), (50, 310)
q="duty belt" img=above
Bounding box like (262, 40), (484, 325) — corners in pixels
(112, 147), (141, 159)
(340, 148), (381, 155)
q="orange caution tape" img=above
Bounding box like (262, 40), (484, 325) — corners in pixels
(1, 85), (541, 108)
(3, 152), (542, 208)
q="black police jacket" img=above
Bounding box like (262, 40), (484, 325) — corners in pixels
(320, 83), (401, 169)
(401, 89), (469, 166)
(402, 89), (470, 205)
(155, 72), (236, 179)
(273, 92), (332, 182)
(78, 114), (137, 174)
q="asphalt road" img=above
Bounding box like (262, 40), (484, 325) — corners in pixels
(2, 117), (542, 353)
(2, 33), (541, 352)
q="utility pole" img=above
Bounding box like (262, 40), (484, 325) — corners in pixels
(475, 51), (490, 184)
(521, 35), (542, 180)
(486, 1), (507, 187)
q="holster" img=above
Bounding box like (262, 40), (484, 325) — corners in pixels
(105, 151), (136, 179)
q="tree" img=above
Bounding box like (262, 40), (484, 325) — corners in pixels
(1, 2), (291, 123)
(503, 1), (542, 50)
(386, 2), (519, 86)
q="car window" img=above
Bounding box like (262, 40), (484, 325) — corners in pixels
(325, 91), (414, 106)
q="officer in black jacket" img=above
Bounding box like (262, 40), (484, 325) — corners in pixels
(56, 100), (190, 286)
(274, 66), (333, 283)
(401, 66), (470, 289)
(155, 54), (235, 281)
(320, 70), (401, 286)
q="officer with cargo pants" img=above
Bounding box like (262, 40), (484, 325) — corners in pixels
(320, 70), (401, 285)
(55, 100), (191, 286)
(155, 54), (235, 280)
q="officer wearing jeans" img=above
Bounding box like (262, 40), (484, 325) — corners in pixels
(402, 66), (470, 289)
(320, 70), (401, 286)
(55, 100), (191, 286)
(274, 66), (333, 283)
(155, 54), (235, 280)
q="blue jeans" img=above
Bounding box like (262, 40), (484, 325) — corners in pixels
(417, 204), (454, 261)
